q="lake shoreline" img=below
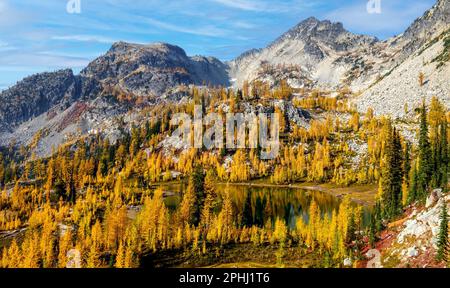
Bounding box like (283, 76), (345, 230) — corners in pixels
(215, 182), (377, 207)
(156, 179), (377, 207)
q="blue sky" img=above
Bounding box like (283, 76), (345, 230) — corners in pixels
(0, 0), (436, 90)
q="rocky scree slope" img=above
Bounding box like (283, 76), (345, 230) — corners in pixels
(373, 190), (450, 268)
(356, 0), (450, 118)
(228, 0), (449, 118)
(228, 17), (379, 89)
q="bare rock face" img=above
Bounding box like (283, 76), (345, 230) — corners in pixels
(230, 0), (449, 108)
(355, 0), (450, 119)
(275, 100), (311, 129)
(0, 69), (78, 133)
(395, 0), (450, 58)
(81, 42), (229, 97)
(0, 42), (229, 153)
(229, 17), (378, 89)
(0, 69), (103, 134)
(426, 189), (443, 208)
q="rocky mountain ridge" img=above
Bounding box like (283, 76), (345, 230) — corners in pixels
(0, 70), (102, 134)
(81, 42), (229, 97)
(228, 16), (380, 89)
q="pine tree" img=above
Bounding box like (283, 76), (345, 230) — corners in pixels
(403, 141), (411, 187)
(58, 230), (72, 268)
(436, 202), (449, 263)
(408, 162), (419, 204)
(417, 101), (432, 201)
(439, 117), (448, 189)
(391, 129), (404, 214)
(380, 123), (403, 218)
(86, 244), (101, 268)
(368, 217), (376, 248)
(219, 190), (234, 244)
(346, 212), (356, 245)
(124, 244), (134, 268)
(7, 239), (21, 268)
(373, 202), (383, 232)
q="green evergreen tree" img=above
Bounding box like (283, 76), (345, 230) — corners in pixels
(381, 124), (403, 218)
(417, 101), (432, 201)
(373, 202), (383, 232)
(439, 118), (448, 189)
(436, 202), (449, 263)
(346, 212), (356, 244)
(403, 141), (411, 187)
(408, 163), (419, 204)
(391, 129), (404, 214)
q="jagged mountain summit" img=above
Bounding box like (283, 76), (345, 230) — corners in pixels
(356, 0), (450, 117)
(229, 0), (449, 118)
(228, 16), (379, 89)
(394, 0), (449, 59)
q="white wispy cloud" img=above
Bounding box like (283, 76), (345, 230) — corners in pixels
(52, 35), (119, 44)
(140, 16), (231, 37)
(232, 21), (257, 29)
(0, 51), (90, 68)
(211, 0), (314, 13)
(211, 0), (268, 11)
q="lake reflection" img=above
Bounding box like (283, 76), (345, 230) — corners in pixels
(158, 182), (372, 229)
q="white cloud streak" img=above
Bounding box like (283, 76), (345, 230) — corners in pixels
(140, 16), (231, 37)
(211, 0), (269, 11)
(0, 51), (90, 68)
(211, 0), (313, 13)
(52, 35), (119, 44)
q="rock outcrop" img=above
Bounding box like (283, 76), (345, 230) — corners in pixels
(228, 17), (378, 89)
(0, 69), (102, 134)
(81, 42), (229, 97)
(0, 70), (78, 133)
(380, 193), (450, 268)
